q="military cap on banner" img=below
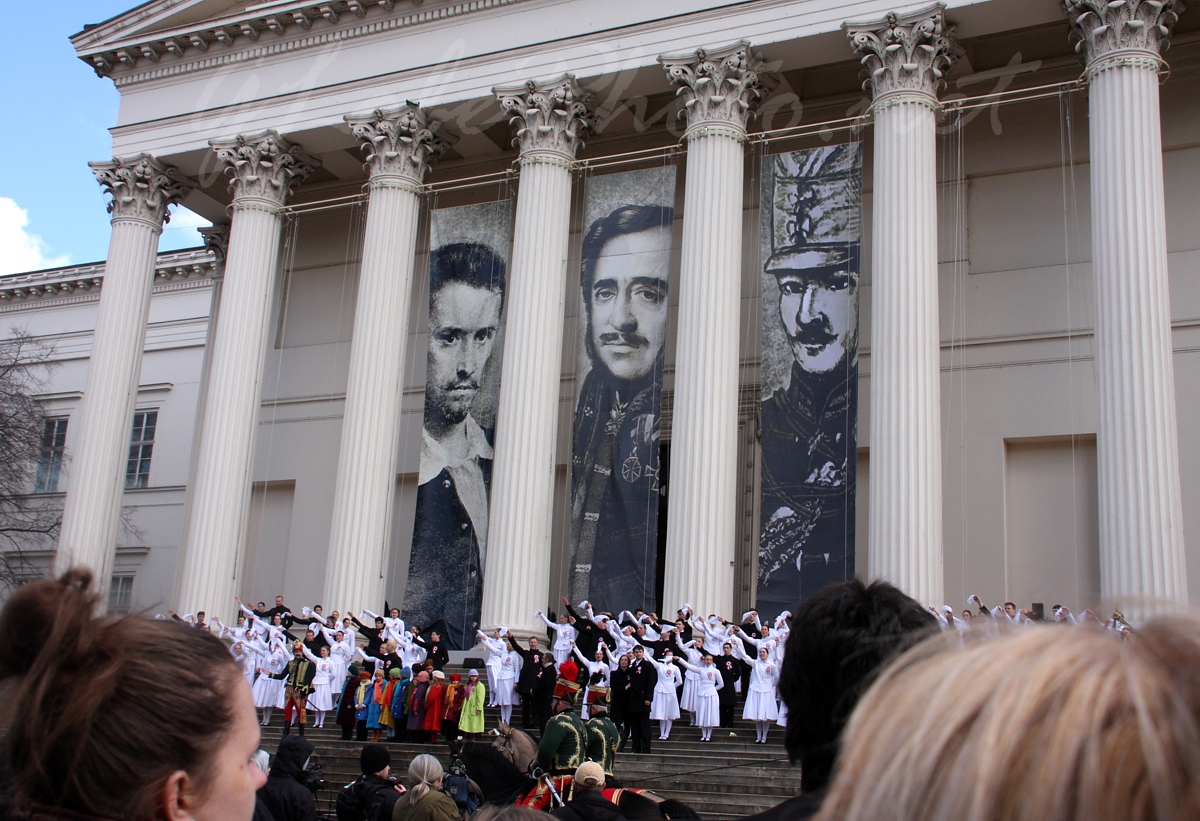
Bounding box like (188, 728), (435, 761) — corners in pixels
(765, 144), (862, 275)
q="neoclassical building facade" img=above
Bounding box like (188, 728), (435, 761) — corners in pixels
(3, 0), (1197, 631)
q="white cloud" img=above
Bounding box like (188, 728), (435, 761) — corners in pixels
(0, 197), (69, 276)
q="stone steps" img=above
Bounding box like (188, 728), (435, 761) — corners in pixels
(270, 676), (802, 819)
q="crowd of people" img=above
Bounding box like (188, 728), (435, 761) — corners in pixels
(5, 568), (1198, 821)
(166, 588), (1140, 748)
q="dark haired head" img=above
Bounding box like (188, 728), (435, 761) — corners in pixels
(429, 242), (506, 307)
(780, 578), (937, 791)
(580, 203), (673, 305)
(0, 569), (245, 817)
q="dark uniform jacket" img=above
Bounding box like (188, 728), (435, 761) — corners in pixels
(758, 361), (857, 613)
(584, 715), (620, 776)
(537, 711), (588, 774)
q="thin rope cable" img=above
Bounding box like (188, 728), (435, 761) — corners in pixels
(1059, 89), (1084, 609)
(255, 210), (301, 589)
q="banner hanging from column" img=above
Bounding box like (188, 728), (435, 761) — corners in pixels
(569, 165), (677, 614)
(757, 144), (862, 615)
(404, 198), (513, 650)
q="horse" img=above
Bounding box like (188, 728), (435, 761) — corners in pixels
(454, 723), (699, 819)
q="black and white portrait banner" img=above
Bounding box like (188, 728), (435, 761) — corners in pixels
(757, 144), (862, 615)
(569, 165), (677, 614)
(404, 199), (513, 650)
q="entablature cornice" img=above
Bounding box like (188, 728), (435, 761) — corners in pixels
(0, 249), (218, 308)
(74, 0), (533, 82)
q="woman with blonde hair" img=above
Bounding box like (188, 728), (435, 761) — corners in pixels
(392, 753), (460, 821)
(814, 613), (1200, 821)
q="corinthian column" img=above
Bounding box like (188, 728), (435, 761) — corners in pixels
(324, 106), (450, 612)
(1065, 0), (1188, 607)
(846, 6), (957, 606)
(481, 76), (591, 635)
(658, 42), (769, 617)
(176, 131), (317, 617)
(56, 156), (189, 592)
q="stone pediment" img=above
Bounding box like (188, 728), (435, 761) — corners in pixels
(71, 0), (527, 81)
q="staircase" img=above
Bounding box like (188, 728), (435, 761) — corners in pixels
(262, 684), (804, 819)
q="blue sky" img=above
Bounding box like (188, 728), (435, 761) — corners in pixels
(1, 0), (206, 276)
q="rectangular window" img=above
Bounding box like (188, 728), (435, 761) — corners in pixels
(109, 575), (134, 616)
(125, 410), (157, 489)
(34, 417), (68, 493)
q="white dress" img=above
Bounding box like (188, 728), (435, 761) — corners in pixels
(479, 633), (507, 703)
(493, 650), (518, 706)
(252, 645), (288, 708)
(649, 658), (682, 721)
(538, 612), (577, 665)
(678, 659), (723, 728)
(675, 637), (703, 713)
(302, 647), (335, 711)
(573, 646), (612, 720)
(742, 657), (780, 721)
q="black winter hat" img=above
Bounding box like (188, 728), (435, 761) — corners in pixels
(360, 743), (390, 774)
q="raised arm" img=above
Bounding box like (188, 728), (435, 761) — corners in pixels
(571, 642), (589, 667)
(535, 610), (558, 632)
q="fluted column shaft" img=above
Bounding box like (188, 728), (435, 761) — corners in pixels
(659, 42), (769, 616)
(324, 106), (449, 613)
(57, 156), (189, 596)
(847, 6), (956, 606)
(482, 76), (591, 636)
(1067, 0), (1188, 605)
(868, 98), (943, 605)
(177, 131), (316, 618)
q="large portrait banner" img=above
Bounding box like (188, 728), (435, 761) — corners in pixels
(757, 144), (862, 614)
(404, 199), (513, 650)
(569, 165), (677, 614)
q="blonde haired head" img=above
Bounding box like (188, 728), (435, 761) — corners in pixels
(815, 614), (1200, 821)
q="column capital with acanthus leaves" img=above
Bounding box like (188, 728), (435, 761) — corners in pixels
(209, 130), (319, 209)
(844, 4), (960, 107)
(493, 74), (593, 164)
(89, 154), (191, 229)
(345, 104), (455, 188)
(658, 40), (775, 139)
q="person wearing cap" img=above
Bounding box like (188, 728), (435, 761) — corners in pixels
(275, 640), (317, 736)
(758, 144), (862, 615)
(458, 669), (486, 736)
(550, 762), (626, 821)
(538, 677), (588, 777)
(336, 743), (403, 821)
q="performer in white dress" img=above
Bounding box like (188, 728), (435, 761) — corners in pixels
(301, 644), (336, 727)
(252, 640), (289, 725)
(572, 642), (612, 720)
(493, 638), (520, 725)
(477, 627), (508, 706)
(677, 654), (724, 741)
(733, 640), (780, 743)
(675, 634), (704, 722)
(648, 650), (682, 739)
(536, 609), (577, 666)
(319, 624), (354, 696)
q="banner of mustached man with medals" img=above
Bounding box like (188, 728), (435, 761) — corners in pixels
(569, 166), (677, 615)
(403, 199), (514, 650)
(757, 144), (862, 615)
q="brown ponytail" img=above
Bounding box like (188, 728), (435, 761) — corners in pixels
(0, 568), (241, 817)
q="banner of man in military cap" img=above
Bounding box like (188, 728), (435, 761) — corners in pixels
(757, 144), (862, 614)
